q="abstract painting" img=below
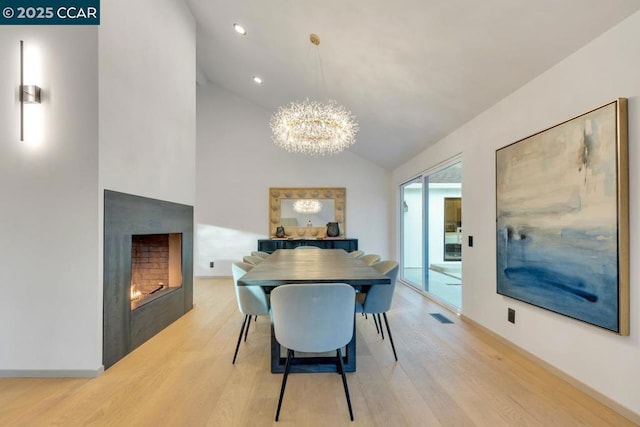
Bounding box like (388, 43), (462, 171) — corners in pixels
(496, 99), (628, 334)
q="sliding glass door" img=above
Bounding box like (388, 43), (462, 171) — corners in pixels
(400, 161), (462, 309)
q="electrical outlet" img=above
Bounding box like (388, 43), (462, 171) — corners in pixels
(209, 261), (214, 268)
(508, 308), (515, 324)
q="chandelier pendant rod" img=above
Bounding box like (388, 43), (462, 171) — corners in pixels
(310, 33), (327, 102)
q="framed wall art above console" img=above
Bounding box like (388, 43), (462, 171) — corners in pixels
(269, 187), (346, 239)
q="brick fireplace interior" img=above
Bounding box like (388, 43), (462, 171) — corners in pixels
(130, 233), (183, 310)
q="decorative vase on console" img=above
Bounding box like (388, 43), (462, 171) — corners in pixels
(326, 222), (339, 237)
(275, 226), (285, 238)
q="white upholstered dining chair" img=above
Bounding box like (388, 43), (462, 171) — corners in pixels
(355, 260), (399, 361)
(231, 262), (270, 364)
(359, 254), (381, 265)
(243, 255), (264, 266)
(271, 283), (356, 422)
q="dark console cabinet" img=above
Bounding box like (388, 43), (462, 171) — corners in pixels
(258, 239), (358, 254)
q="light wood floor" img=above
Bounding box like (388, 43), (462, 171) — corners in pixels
(0, 278), (634, 426)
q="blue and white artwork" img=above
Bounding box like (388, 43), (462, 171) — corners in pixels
(496, 101), (626, 333)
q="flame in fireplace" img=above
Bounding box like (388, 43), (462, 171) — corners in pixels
(130, 285), (142, 301)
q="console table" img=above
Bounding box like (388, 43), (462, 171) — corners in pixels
(258, 238), (358, 254)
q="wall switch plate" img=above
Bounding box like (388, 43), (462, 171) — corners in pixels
(508, 308), (515, 323)
(468, 235), (474, 247)
(209, 261), (214, 268)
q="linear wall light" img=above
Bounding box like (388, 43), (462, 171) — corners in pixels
(20, 40), (42, 142)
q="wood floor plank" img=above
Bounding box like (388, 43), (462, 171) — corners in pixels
(0, 278), (634, 426)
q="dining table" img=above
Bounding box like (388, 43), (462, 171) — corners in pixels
(237, 248), (391, 373)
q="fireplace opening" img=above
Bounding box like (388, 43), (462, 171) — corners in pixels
(130, 233), (182, 310)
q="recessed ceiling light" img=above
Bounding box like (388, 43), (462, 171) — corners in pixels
(233, 23), (246, 35)
(253, 76), (263, 84)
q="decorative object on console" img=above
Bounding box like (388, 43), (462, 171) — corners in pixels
(275, 226), (285, 238)
(269, 34), (358, 156)
(496, 98), (629, 335)
(326, 221), (340, 237)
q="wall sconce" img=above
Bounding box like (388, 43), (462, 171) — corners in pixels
(20, 40), (42, 142)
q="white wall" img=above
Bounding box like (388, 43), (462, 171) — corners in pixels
(393, 11), (640, 417)
(0, 27), (100, 372)
(195, 84), (391, 276)
(99, 0), (196, 206)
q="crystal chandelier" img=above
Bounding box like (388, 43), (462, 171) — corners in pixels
(293, 199), (322, 214)
(270, 34), (359, 156)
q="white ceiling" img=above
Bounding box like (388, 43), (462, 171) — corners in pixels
(186, 0), (640, 170)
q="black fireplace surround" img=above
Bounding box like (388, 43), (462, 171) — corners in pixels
(103, 190), (193, 369)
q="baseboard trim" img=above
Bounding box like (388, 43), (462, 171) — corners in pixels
(0, 366), (104, 378)
(461, 315), (640, 425)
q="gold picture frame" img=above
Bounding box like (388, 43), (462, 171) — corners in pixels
(269, 187), (346, 239)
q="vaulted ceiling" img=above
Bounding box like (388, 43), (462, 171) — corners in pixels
(187, 0), (640, 170)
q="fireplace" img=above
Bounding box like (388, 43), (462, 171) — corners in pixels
(103, 190), (193, 369)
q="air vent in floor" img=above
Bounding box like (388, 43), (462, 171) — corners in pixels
(430, 313), (454, 324)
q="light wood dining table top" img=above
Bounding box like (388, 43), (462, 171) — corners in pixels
(237, 249), (391, 287)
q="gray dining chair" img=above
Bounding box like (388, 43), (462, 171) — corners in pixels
(349, 250), (364, 258)
(271, 283), (356, 422)
(243, 255), (264, 266)
(355, 260), (399, 361)
(231, 262), (270, 364)
(251, 251), (270, 259)
(359, 254), (381, 265)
